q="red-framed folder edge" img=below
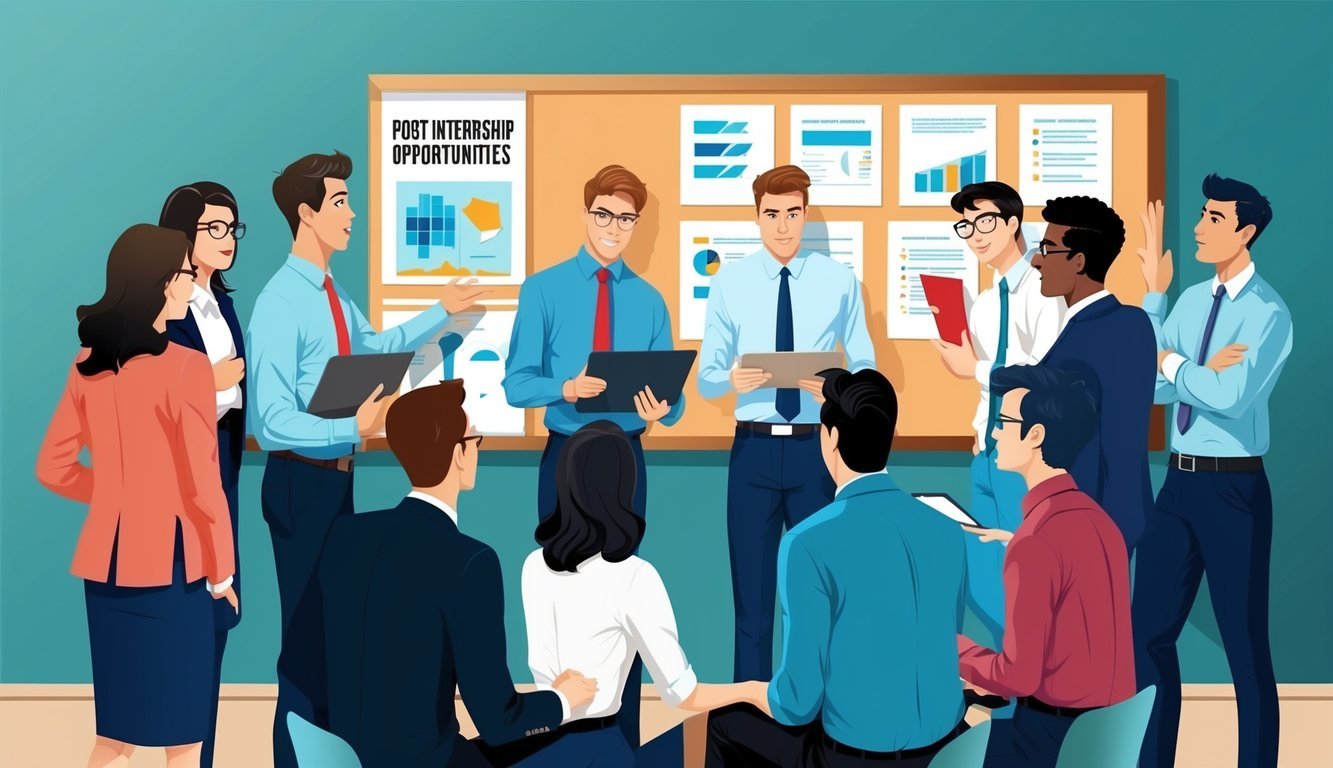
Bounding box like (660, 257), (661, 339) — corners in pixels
(920, 274), (969, 346)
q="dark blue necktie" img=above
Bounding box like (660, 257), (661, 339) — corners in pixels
(775, 266), (799, 422)
(984, 278), (1010, 453)
(1176, 285), (1227, 435)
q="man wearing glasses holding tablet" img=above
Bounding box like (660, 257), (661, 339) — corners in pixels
(503, 163), (683, 750)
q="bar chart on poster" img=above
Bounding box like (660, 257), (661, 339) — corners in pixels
(368, 75), (1165, 449)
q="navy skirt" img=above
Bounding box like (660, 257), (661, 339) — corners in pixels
(84, 526), (214, 746)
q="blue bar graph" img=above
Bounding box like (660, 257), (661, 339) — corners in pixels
(913, 151), (989, 194)
(930, 168), (944, 190)
(915, 172), (928, 193)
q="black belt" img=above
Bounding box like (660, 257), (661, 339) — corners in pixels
(1018, 696), (1100, 718)
(562, 713), (619, 734)
(821, 720), (968, 761)
(736, 421), (820, 437)
(271, 450), (354, 473)
(1169, 453), (1264, 473)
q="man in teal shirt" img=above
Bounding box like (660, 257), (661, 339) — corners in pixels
(502, 164), (682, 749)
(706, 368), (969, 767)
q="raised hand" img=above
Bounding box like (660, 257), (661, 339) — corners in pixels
(439, 277), (490, 314)
(1137, 200), (1174, 294)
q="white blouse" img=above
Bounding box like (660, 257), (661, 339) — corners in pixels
(521, 551), (698, 720)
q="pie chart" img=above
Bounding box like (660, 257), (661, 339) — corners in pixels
(694, 249), (721, 276)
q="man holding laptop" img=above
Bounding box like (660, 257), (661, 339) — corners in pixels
(502, 164), (687, 750)
(248, 150), (487, 768)
(697, 164), (876, 683)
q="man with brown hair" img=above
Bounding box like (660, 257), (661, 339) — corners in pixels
(318, 381), (596, 768)
(503, 163), (681, 748)
(697, 164), (875, 683)
(248, 150), (487, 767)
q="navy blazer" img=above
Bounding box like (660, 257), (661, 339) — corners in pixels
(1041, 295), (1156, 548)
(167, 286), (245, 628)
(319, 497), (563, 768)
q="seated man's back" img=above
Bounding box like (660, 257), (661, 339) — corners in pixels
(773, 473), (968, 750)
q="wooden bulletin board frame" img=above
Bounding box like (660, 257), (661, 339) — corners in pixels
(368, 74), (1166, 452)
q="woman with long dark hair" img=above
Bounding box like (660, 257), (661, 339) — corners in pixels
(517, 421), (764, 767)
(36, 224), (237, 768)
(158, 182), (246, 768)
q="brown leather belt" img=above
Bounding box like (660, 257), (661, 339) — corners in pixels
(735, 421), (820, 437)
(271, 450), (354, 473)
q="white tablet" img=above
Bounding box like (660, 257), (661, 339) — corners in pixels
(913, 493), (982, 527)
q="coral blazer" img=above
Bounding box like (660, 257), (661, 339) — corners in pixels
(37, 343), (235, 587)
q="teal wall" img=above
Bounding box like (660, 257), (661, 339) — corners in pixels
(2, 0), (1329, 684)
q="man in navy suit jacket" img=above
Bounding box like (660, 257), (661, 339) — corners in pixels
(1031, 196), (1156, 548)
(318, 381), (597, 768)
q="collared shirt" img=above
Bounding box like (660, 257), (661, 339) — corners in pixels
(406, 490), (458, 525)
(522, 551), (697, 722)
(1063, 288), (1111, 325)
(247, 254), (447, 458)
(958, 474), (1135, 709)
(503, 247), (683, 436)
(1149, 263), (1293, 457)
(189, 283), (243, 421)
(699, 248), (875, 423)
(966, 255), (1063, 443)
(768, 473), (967, 751)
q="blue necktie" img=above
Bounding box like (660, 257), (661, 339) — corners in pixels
(1177, 285), (1227, 435)
(775, 266), (799, 422)
(984, 278), (1010, 453)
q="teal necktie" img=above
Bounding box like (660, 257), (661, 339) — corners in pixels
(984, 278), (1010, 453)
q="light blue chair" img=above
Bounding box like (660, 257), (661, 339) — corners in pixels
(930, 720), (992, 768)
(287, 711), (362, 768)
(1055, 686), (1157, 768)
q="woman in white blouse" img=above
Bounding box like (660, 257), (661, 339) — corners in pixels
(517, 421), (764, 768)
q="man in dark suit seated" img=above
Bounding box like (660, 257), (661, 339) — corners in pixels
(318, 380), (596, 768)
(1031, 196), (1156, 549)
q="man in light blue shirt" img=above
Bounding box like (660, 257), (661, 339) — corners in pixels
(705, 369), (969, 767)
(697, 165), (875, 683)
(1132, 175), (1292, 768)
(247, 151), (485, 768)
(502, 164), (681, 750)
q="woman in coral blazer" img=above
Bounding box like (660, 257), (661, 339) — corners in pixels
(37, 223), (238, 768)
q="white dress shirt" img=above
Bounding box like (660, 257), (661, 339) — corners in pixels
(189, 283), (242, 421)
(1062, 288), (1112, 326)
(521, 551), (698, 721)
(1160, 262), (1256, 383)
(965, 255), (1064, 443)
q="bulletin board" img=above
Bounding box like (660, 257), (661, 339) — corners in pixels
(368, 75), (1166, 451)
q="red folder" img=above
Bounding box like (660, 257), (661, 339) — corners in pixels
(920, 274), (969, 345)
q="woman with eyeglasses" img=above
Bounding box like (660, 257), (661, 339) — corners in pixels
(37, 224), (237, 768)
(157, 181), (247, 768)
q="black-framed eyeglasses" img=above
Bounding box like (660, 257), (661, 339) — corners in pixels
(1036, 242), (1073, 258)
(953, 213), (1002, 239)
(461, 434), (484, 449)
(590, 209), (639, 231)
(995, 413), (1025, 427)
(198, 220), (246, 240)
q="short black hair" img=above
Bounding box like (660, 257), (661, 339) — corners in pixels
(990, 364), (1097, 470)
(818, 368), (899, 473)
(951, 181), (1024, 242)
(1202, 173), (1272, 248)
(1040, 196), (1126, 284)
(535, 421), (645, 573)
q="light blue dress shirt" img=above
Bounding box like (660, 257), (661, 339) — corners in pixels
(247, 254), (447, 459)
(768, 472), (968, 751)
(1147, 264), (1293, 457)
(698, 249), (875, 423)
(503, 247), (683, 436)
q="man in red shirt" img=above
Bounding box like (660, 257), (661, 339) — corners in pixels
(958, 364), (1136, 767)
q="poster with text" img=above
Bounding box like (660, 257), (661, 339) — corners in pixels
(898, 105), (997, 207)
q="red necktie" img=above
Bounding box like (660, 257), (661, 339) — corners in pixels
(593, 268), (612, 352)
(324, 275), (352, 356)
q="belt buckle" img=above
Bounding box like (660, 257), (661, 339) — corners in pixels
(1180, 454), (1195, 472)
(771, 424), (794, 437)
